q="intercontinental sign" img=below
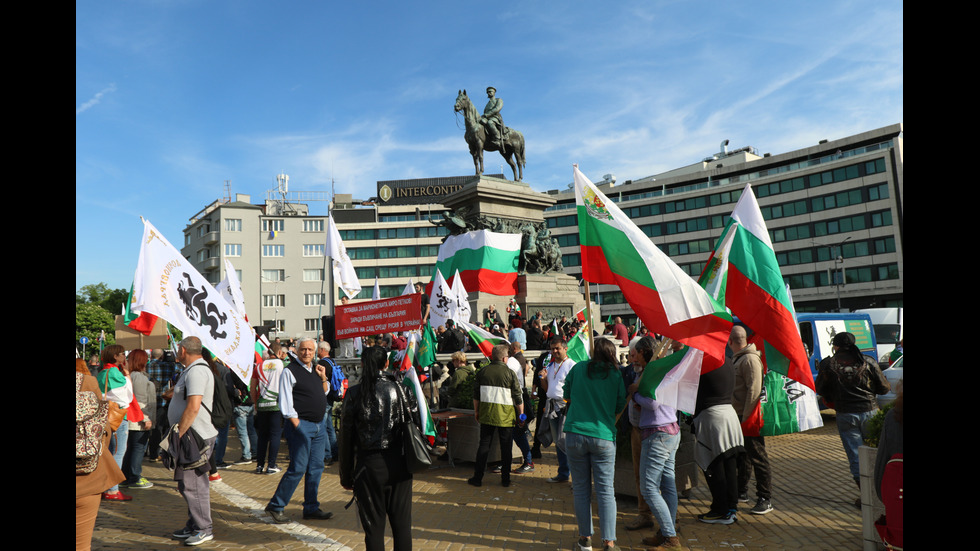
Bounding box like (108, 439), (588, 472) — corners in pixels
(376, 174), (504, 206)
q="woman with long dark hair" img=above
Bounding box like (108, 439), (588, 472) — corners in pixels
(562, 338), (627, 551)
(339, 346), (418, 551)
(96, 344), (142, 501)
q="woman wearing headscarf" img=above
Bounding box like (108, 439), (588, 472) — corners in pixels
(562, 338), (627, 551)
(816, 332), (890, 501)
(339, 347), (419, 551)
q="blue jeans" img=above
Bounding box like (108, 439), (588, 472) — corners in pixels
(565, 432), (617, 543)
(123, 429), (150, 484)
(837, 410), (876, 482)
(214, 421), (230, 464)
(268, 416), (327, 514)
(639, 431), (680, 537)
(324, 405), (338, 461)
(108, 422), (129, 492)
(549, 416), (570, 479)
(513, 423), (532, 464)
(232, 405), (253, 461)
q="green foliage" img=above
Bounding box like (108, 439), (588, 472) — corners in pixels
(76, 302), (115, 349)
(76, 283), (128, 315)
(863, 402), (895, 447)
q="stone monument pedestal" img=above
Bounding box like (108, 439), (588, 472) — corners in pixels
(442, 175), (596, 337)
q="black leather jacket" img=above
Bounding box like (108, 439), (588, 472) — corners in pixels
(816, 354), (890, 413)
(339, 372), (419, 488)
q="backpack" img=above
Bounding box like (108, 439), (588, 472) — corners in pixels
(321, 358), (348, 403)
(185, 365), (232, 429)
(874, 453), (903, 550)
(76, 372), (109, 474)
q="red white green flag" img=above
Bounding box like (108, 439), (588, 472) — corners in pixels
(124, 283), (158, 335)
(402, 366), (437, 445)
(637, 345), (704, 415)
(700, 184), (814, 390)
(457, 319), (509, 359)
(434, 230), (521, 296)
(566, 322), (591, 363)
(573, 165), (732, 368)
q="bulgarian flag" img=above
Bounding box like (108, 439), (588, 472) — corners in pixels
(699, 184), (814, 390)
(403, 364), (437, 445)
(124, 283), (158, 335)
(566, 323), (591, 363)
(457, 319), (509, 359)
(433, 230), (521, 296)
(399, 332), (418, 373)
(740, 332), (823, 436)
(637, 345), (704, 415)
(573, 165), (732, 368)
(738, 285), (822, 436)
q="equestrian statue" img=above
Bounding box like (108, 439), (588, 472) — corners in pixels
(454, 87), (526, 181)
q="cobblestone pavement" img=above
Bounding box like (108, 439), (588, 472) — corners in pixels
(90, 415), (866, 550)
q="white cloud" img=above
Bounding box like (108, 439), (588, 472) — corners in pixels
(76, 83), (117, 115)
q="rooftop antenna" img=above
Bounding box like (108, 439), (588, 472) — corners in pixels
(223, 180), (232, 202)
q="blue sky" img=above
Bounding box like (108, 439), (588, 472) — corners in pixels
(76, 1), (903, 292)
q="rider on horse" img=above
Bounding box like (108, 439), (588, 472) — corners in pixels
(480, 86), (507, 150)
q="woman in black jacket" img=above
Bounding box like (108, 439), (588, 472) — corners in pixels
(339, 347), (418, 551)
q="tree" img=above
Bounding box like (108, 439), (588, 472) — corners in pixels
(77, 283), (129, 315)
(76, 302), (115, 350)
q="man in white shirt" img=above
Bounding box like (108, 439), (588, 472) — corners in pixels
(537, 337), (575, 482)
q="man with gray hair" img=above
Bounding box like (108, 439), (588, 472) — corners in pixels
(265, 337), (334, 524)
(469, 344), (524, 488)
(169, 336), (217, 546)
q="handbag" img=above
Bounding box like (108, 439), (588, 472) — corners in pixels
(396, 383), (432, 474)
(101, 368), (126, 432)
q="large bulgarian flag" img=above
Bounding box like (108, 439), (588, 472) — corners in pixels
(457, 319), (509, 359)
(699, 184), (814, 390)
(573, 165), (732, 368)
(433, 230), (521, 296)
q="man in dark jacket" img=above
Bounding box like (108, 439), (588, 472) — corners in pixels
(816, 332), (890, 499)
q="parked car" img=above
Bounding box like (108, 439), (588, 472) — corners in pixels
(877, 354), (903, 407)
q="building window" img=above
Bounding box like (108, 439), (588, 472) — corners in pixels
(263, 219), (284, 233)
(263, 320), (285, 332)
(262, 295), (285, 307)
(224, 244), (242, 257)
(303, 269), (324, 282)
(305, 318), (322, 332)
(224, 219), (242, 232)
(303, 244), (325, 257)
(303, 220), (324, 232)
(262, 269), (285, 282)
(197, 249), (210, 262)
(304, 293), (326, 306)
(263, 244), (285, 257)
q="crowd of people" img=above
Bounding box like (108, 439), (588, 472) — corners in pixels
(77, 294), (899, 551)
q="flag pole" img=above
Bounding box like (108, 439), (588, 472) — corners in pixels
(583, 280), (594, 356)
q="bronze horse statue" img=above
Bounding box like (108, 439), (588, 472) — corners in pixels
(454, 90), (526, 181)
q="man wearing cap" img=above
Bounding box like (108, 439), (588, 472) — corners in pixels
(481, 86), (506, 150)
(816, 332), (890, 504)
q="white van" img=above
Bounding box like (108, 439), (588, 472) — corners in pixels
(857, 307), (903, 367)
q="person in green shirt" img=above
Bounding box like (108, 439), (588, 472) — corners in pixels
(563, 338), (627, 551)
